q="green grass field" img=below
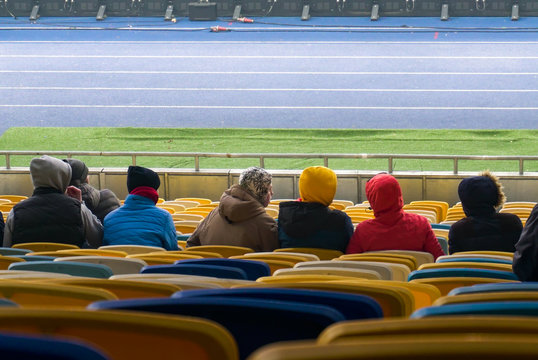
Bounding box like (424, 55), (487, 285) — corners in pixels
(0, 127), (536, 172)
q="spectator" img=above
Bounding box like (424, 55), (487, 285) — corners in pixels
(103, 166), (178, 250)
(63, 158), (121, 223)
(346, 173), (444, 260)
(513, 204), (538, 281)
(187, 167), (278, 252)
(278, 166), (353, 252)
(0, 212), (4, 243)
(3, 155), (102, 248)
(448, 171), (522, 254)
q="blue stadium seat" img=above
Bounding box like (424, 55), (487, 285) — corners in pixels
(448, 282), (538, 296)
(438, 257), (512, 265)
(408, 268), (518, 281)
(411, 301), (538, 318)
(431, 224), (451, 230)
(89, 296), (345, 360)
(0, 248), (31, 256)
(172, 287), (383, 320)
(141, 263), (249, 280)
(0, 299), (17, 307)
(172, 258), (270, 280)
(11, 255), (57, 262)
(8, 261), (113, 279)
(0, 331), (109, 360)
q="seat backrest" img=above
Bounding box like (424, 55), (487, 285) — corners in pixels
(437, 256), (512, 264)
(172, 258), (270, 281)
(295, 260), (393, 280)
(12, 242), (79, 252)
(0, 308), (238, 360)
(172, 287), (383, 320)
(9, 261), (114, 279)
(55, 256), (147, 275)
(274, 248), (343, 260)
(0, 331), (110, 360)
(0, 281), (117, 307)
(418, 261), (514, 272)
(273, 267), (382, 280)
(88, 296), (345, 360)
(184, 245), (254, 257)
(408, 268), (519, 281)
(369, 250), (434, 267)
(0, 247), (31, 256)
(318, 315), (538, 345)
(411, 301), (538, 318)
(141, 263), (249, 280)
(448, 282), (538, 296)
(98, 245), (166, 255)
(410, 277), (518, 296)
(434, 291), (538, 306)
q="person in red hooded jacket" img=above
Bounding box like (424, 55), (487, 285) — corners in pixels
(346, 173), (445, 260)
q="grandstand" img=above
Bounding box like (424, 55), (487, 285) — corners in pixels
(1, 4), (538, 360)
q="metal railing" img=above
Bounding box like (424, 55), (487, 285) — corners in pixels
(0, 151), (536, 175)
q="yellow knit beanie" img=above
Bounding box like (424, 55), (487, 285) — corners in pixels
(299, 166), (337, 206)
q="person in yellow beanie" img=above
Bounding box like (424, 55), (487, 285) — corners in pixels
(278, 166), (353, 252)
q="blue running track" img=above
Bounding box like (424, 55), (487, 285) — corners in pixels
(0, 16), (537, 133)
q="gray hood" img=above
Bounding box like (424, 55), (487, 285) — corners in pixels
(30, 155), (72, 192)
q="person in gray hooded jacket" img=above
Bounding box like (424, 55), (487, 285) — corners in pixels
(3, 155), (103, 248)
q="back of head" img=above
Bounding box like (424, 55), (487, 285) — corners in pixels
(238, 167), (272, 205)
(127, 166), (160, 193)
(299, 166), (337, 207)
(365, 173), (403, 216)
(458, 170), (505, 216)
(63, 158), (89, 186)
(30, 155), (72, 192)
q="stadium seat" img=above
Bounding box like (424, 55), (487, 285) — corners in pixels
(12, 242), (79, 252)
(9, 261), (114, 279)
(141, 263), (249, 280)
(411, 301), (538, 318)
(0, 331), (110, 360)
(418, 261), (514, 272)
(0, 247), (31, 256)
(184, 245), (254, 257)
(274, 247), (343, 260)
(172, 287), (383, 320)
(42, 278), (182, 299)
(408, 268), (518, 281)
(0, 281), (117, 307)
(88, 296), (345, 360)
(98, 245), (166, 255)
(410, 277), (519, 296)
(54, 256), (147, 275)
(433, 292), (538, 306)
(365, 250), (434, 267)
(339, 253), (417, 271)
(317, 315), (538, 345)
(172, 258), (271, 280)
(448, 282), (538, 296)
(437, 256), (512, 264)
(273, 267), (382, 280)
(295, 260), (393, 280)
(0, 308), (238, 360)
(247, 334), (538, 360)
(0, 256), (24, 270)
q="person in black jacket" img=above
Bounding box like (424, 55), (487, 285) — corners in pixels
(448, 170), (522, 254)
(3, 155), (102, 248)
(513, 204), (538, 281)
(63, 158), (121, 223)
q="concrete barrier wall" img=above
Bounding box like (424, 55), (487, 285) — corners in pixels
(2, 168), (537, 206)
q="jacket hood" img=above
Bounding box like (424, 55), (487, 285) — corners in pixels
(365, 173), (404, 219)
(458, 171), (505, 217)
(278, 201), (331, 238)
(30, 155), (72, 192)
(299, 166), (337, 207)
(218, 184), (266, 223)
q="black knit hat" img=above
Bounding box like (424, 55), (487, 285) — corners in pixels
(127, 166), (160, 192)
(63, 158), (89, 186)
(458, 172), (501, 216)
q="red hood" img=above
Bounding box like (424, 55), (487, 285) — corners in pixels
(366, 174), (404, 221)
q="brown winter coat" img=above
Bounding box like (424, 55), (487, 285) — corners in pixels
(186, 185), (278, 252)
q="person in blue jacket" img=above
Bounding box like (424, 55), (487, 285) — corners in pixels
(103, 166), (178, 250)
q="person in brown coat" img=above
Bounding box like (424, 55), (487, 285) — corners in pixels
(186, 167), (278, 252)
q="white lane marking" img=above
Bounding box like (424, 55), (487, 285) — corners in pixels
(1, 70), (537, 75)
(1, 86), (537, 92)
(2, 55), (538, 59)
(2, 104), (537, 110)
(1, 41), (538, 44)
